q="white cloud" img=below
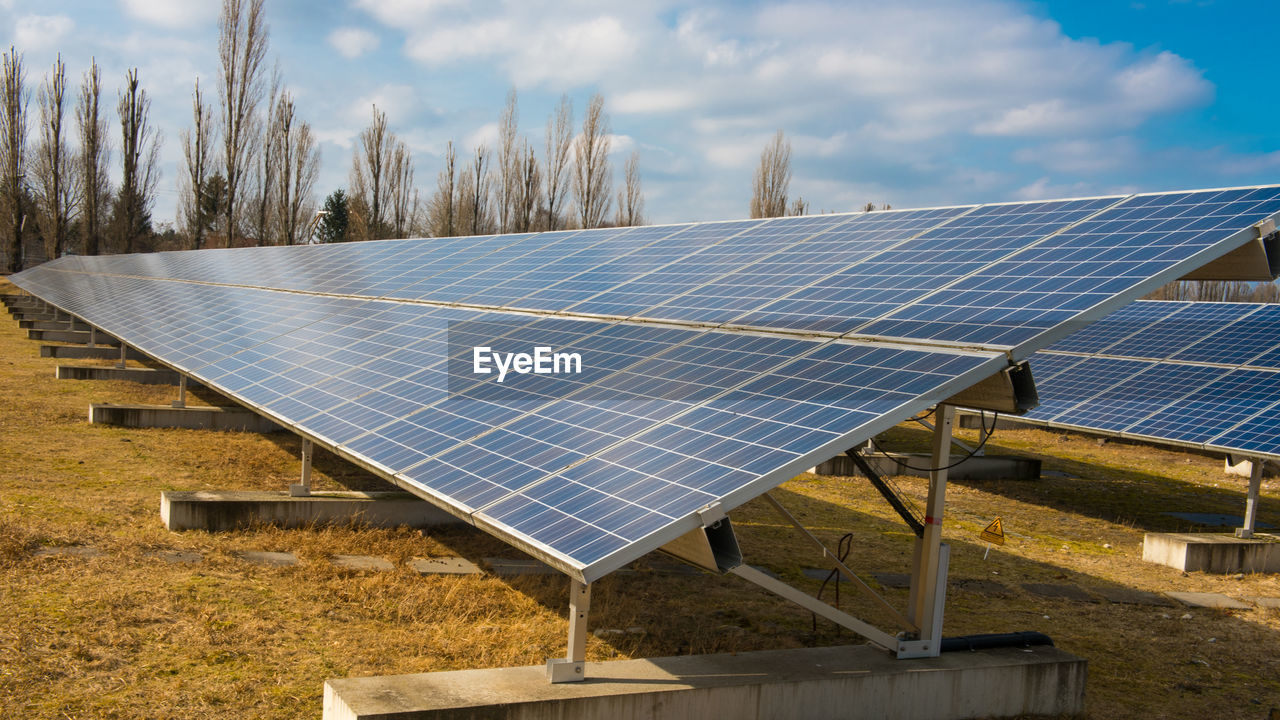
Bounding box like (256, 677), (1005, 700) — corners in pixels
(614, 88), (697, 114)
(464, 121), (499, 150)
(1014, 137), (1141, 174)
(119, 0), (218, 28)
(347, 84), (418, 127)
(353, 0), (460, 27)
(1013, 177), (1099, 201)
(14, 14), (73, 52)
(328, 28), (380, 59)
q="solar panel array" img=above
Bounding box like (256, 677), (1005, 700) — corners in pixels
(1028, 299), (1280, 459)
(13, 185), (1280, 582)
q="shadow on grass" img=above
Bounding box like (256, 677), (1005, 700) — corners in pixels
(875, 425), (1279, 534)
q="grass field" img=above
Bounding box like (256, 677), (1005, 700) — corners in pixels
(1, 277), (1278, 718)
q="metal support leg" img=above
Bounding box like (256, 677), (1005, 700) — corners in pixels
(546, 579), (591, 683)
(87, 326), (96, 348)
(290, 438), (313, 497)
(116, 342), (127, 369)
(1237, 459), (1264, 539)
(171, 375), (187, 408)
(902, 403), (954, 658)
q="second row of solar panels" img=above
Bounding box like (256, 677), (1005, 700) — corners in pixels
(1027, 299), (1280, 459)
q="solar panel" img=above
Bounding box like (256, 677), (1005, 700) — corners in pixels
(13, 185), (1280, 581)
(857, 187), (1280, 349)
(1025, 298), (1280, 460)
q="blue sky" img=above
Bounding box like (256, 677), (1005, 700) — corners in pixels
(2, 0), (1278, 227)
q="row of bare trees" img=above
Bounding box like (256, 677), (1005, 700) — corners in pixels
(178, 0), (321, 250)
(1, 45), (161, 271)
(341, 89), (646, 243)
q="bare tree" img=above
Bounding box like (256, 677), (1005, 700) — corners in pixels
(427, 140), (457, 237)
(750, 129), (791, 219)
(614, 149), (644, 227)
(33, 54), (78, 260)
(77, 58), (109, 256)
(116, 68), (161, 254)
(388, 140), (416, 238)
(495, 87), (518, 233)
(513, 140), (542, 233)
(218, 0), (269, 246)
(788, 196), (809, 216)
(248, 68), (280, 245)
(349, 105), (391, 241)
(179, 78), (215, 249)
(573, 94), (612, 229)
(271, 90), (319, 245)
(457, 144), (492, 236)
(544, 94), (572, 231)
(1, 46), (27, 271)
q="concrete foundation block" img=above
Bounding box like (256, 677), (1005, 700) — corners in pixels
(1165, 591), (1251, 610)
(237, 550), (298, 567)
(322, 644), (1086, 720)
(90, 402), (281, 432)
(330, 555), (395, 572)
(1143, 532), (1280, 573)
(41, 345), (145, 360)
(815, 452), (1040, 481)
(58, 365), (188, 385)
(410, 557), (483, 575)
(20, 319), (88, 331)
(28, 329), (113, 345)
(161, 490), (465, 532)
(954, 413), (1037, 432)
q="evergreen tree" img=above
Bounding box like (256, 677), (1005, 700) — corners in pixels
(316, 188), (348, 243)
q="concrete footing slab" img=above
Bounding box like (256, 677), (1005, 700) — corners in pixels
(1143, 532), (1280, 573)
(161, 490), (465, 531)
(28, 328), (114, 345)
(90, 402), (281, 432)
(41, 344), (145, 360)
(20, 319), (88, 331)
(322, 644), (1086, 720)
(58, 365), (189, 385)
(814, 452), (1040, 481)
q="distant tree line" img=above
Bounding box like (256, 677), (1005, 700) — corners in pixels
(318, 88), (648, 244)
(1, 45), (164, 271)
(0, 0), (651, 269)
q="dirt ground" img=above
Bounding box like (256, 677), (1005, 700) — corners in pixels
(1, 277), (1278, 718)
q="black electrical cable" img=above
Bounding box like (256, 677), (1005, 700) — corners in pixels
(868, 410), (1000, 473)
(811, 532), (855, 633)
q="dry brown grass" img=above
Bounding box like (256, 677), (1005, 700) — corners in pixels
(1, 276), (1278, 718)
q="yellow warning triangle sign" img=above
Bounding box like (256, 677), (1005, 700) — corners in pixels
(980, 517), (1006, 546)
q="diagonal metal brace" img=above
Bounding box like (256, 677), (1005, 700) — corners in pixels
(845, 450), (925, 538)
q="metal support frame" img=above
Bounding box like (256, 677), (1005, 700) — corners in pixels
(728, 407), (957, 659)
(845, 450), (925, 536)
(116, 342), (127, 369)
(912, 416), (979, 456)
(171, 375), (187, 408)
(730, 564), (900, 651)
(762, 492), (915, 631)
(546, 579), (591, 683)
(87, 326), (96, 348)
(900, 403), (955, 658)
(290, 438), (313, 497)
(1237, 459), (1265, 539)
